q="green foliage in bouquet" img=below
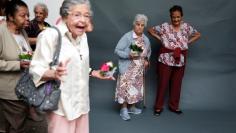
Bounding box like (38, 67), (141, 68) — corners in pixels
(19, 53), (32, 60)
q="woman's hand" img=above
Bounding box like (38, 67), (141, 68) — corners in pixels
(20, 61), (30, 69)
(54, 59), (70, 81)
(54, 63), (67, 81)
(144, 60), (149, 69)
(41, 59), (70, 81)
(91, 70), (115, 80)
(188, 32), (201, 44)
(148, 28), (162, 42)
(129, 54), (140, 60)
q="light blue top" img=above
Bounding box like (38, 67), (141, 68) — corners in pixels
(114, 30), (151, 74)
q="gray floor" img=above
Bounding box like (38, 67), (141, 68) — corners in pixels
(89, 79), (236, 133)
(1, 81), (235, 133)
(90, 108), (236, 133)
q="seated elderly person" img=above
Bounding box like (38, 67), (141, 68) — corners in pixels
(25, 3), (50, 50)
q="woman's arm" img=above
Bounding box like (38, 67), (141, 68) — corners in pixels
(0, 33), (30, 71)
(145, 37), (152, 59)
(114, 34), (130, 59)
(188, 32), (201, 44)
(148, 27), (161, 41)
(41, 60), (69, 81)
(29, 28), (58, 84)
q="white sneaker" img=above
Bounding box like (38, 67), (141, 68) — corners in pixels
(120, 108), (131, 121)
(128, 107), (142, 115)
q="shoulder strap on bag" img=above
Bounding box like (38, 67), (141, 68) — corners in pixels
(49, 26), (62, 67)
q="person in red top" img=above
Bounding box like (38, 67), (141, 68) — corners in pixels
(148, 5), (201, 116)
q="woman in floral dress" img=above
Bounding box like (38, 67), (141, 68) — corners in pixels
(114, 14), (151, 121)
(148, 5), (201, 116)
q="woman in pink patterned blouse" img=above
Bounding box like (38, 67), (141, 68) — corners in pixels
(148, 5), (201, 116)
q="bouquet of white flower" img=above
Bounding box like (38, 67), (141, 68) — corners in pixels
(129, 42), (143, 57)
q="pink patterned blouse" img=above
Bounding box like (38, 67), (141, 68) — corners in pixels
(153, 22), (197, 67)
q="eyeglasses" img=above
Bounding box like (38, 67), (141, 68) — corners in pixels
(68, 12), (91, 21)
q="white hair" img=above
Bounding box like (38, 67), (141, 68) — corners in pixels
(133, 14), (148, 27)
(34, 3), (48, 14)
(60, 0), (92, 18)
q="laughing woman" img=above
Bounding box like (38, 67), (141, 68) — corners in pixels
(30, 0), (111, 133)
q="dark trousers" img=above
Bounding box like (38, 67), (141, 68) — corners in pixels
(0, 99), (28, 133)
(154, 62), (185, 110)
(0, 105), (6, 132)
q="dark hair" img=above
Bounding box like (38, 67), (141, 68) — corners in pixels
(0, 0), (8, 16)
(169, 5), (183, 16)
(5, 0), (28, 20)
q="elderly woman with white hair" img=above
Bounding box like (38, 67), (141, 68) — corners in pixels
(114, 14), (151, 121)
(29, 0), (112, 132)
(25, 2), (50, 51)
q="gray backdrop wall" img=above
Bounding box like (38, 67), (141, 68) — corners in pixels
(88, 0), (236, 111)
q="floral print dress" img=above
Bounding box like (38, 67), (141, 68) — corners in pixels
(115, 37), (147, 104)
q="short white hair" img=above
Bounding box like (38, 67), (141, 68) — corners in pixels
(60, 0), (92, 18)
(34, 3), (48, 14)
(133, 14), (148, 27)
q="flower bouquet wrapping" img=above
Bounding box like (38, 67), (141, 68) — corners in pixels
(129, 42), (143, 57)
(100, 61), (117, 77)
(19, 51), (33, 62)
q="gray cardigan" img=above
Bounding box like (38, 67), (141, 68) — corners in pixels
(0, 22), (30, 100)
(114, 31), (151, 74)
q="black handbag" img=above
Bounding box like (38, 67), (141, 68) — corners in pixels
(15, 26), (62, 112)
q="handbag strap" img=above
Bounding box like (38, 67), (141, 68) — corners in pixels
(49, 26), (62, 67)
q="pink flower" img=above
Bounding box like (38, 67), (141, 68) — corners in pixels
(99, 61), (117, 77)
(100, 64), (109, 72)
(27, 51), (33, 56)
